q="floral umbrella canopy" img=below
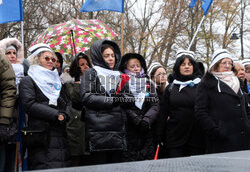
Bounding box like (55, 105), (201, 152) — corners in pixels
(30, 19), (117, 55)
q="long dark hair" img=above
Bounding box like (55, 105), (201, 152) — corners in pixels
(69, 52), (92, 78)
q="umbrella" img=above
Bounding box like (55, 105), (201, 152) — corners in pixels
(30, 19), (117, 55)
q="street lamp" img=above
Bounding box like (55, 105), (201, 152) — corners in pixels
(230, 32), (243, 60)
(230, 0), (245, 60)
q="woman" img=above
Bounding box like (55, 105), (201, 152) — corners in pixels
(0, 38), (25, 88)
(148, 62), (167, 99)
(55, 52), (63, 75)
(233, 61), (248, 93)
(195, 49), (250, 154)
(0, 37), (25, 171)
(118, 53), (159, 161)
(0, 52), (16, 172)
(157, 50), (205, 158)
(81, 39), (127, 165)
(19, 43), (71, 170)
(66, 52), (92, 166)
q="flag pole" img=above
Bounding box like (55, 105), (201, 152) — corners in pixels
(21, 21), (24, 51)
(121, 13), (125, 56)
(187, 15), (206, 50)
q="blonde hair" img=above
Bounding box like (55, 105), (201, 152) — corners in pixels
(28, 51), (56, 66)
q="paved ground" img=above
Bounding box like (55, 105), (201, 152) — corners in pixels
(33, 150), (250, 172)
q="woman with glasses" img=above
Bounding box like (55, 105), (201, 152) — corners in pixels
(19, 43), (71, 170)
(195, 49), (250, 154)
(148, 62), (167, 100)
(157, 50), (205, 158)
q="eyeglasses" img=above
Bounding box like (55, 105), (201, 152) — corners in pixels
(44, 56), (56, 63)
(155, 73), (167, 77)
(220, 62), (233, 67)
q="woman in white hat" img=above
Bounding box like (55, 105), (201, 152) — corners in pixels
(195, 49), (250, 154)
(148, 62), (167, 100)
(19, 43), (71, 170)
(157, 50), (205, 158)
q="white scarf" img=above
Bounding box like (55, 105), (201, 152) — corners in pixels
(12, 63), (24, 87)
(128, 76), (147, 110)
(211, 71), (240, 94)
(93, 66), (121, 96)
(28, 65), (62, 106)
(173, 78), (201, 92)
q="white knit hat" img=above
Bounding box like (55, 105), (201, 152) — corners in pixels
(241, 59), (250, 67)
(28, 43), (53, 56)
(176, 50), (195, 59)
(148, 62), (163, 77)
(209, 49), (233, 71)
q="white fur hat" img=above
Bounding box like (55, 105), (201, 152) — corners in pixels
(0, 38), (24, 64)
(209, 49), (233, 71)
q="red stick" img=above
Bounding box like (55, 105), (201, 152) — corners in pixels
(154, 144), (160, 160)
(116, 74), (130, 94)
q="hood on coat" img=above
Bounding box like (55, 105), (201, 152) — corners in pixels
(119, 53), (147, 74)
(0, 38), (24, 64)
(90, 39), (121, 70)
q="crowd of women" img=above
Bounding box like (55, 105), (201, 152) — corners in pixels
(1, 37), (250, 171)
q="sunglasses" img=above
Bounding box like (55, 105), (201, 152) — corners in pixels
(44, 56), (56, 63)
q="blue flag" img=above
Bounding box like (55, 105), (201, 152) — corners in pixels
(81, 0), (124, 13)
(189, 0), (198, 8)
(0, 0), (23, 24)
(201, 0), (213, 15)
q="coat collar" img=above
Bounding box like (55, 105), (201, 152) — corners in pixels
(202, 72), (242, 97)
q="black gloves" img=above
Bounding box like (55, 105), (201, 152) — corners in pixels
(0, 123), (16, 143)
(112, 93), (121, 106)
(138, 120), (150, 133)
(120, 95), (135, 109)
(209, 127), (227, 141)
(131, 115), (141, 126)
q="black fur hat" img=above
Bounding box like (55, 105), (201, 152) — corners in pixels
(119, 53), (147, 74)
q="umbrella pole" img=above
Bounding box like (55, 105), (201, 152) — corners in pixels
(70, 30), (81, 81)
(70, 30), (77, 58)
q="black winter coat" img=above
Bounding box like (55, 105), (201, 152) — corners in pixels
(81, 39), (127, 152)
(158, 83), (204, 149)
(122, 79), (159, 161)
(19, 76), (71, 170)
(195, 72), (250, 154)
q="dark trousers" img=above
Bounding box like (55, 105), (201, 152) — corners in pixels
(88, 151), (122, 165)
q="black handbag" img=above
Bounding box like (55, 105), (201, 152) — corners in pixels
(21, 127), (49, 148)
